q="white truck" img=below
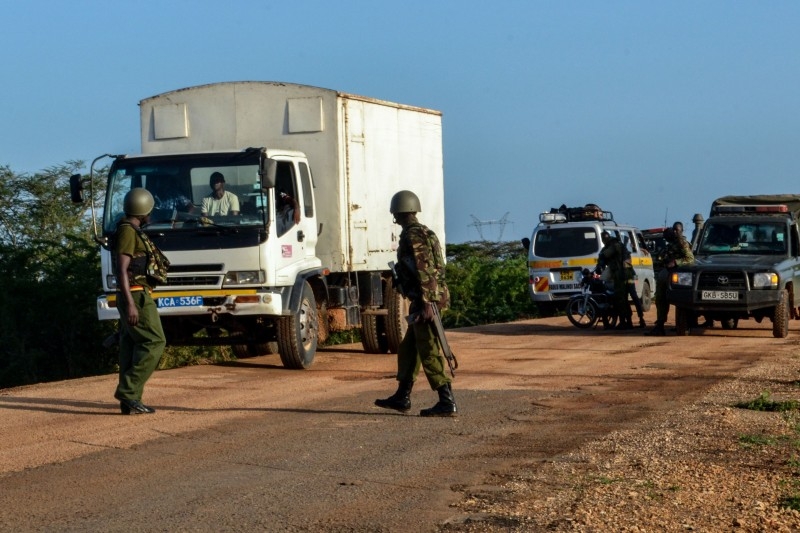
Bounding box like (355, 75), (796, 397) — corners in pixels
(70, 81), (446, 369)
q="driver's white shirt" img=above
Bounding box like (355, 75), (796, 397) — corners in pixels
(202, 191), (239, 216)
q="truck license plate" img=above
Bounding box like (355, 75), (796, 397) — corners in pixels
(157, 296), (204, 308)
(559, 271), (574, 282)
(701, 290), (738, 301)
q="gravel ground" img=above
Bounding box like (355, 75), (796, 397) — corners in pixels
(447, 348), (800, 532)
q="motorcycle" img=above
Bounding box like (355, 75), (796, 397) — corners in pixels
(566, 268), (618, 329)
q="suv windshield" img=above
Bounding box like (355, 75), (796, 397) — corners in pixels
(698, 220), (787, 255)
(103, 152), (267, 233)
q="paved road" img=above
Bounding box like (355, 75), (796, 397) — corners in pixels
(0, 310), (790, 532)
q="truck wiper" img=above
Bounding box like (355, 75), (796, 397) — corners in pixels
(176, 216), (239, 233)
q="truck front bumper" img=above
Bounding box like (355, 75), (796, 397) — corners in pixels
(97, 288), (288, 321)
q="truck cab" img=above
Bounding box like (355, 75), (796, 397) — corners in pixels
(668, 195), (800, 338)
(521, 205), (655, 316)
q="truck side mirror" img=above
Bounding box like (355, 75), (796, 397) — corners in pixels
(69, 174), (85, 203)
(521, 237), (530, 252)
(259, 158), (277, 189)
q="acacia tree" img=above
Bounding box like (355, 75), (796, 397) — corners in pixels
(0, 163), (117, 388)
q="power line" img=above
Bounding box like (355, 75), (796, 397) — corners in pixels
(468, 212), (511, 241)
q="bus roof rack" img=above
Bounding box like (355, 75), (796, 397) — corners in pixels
(540, 204), (614, 223)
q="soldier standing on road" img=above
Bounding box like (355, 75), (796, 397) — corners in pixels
(623, 242), (647, 328)
(597, 231), (633, 329)
(113, 188), (167, 414)
(647, 227), (694, 336)
(375, 190), (457, 417)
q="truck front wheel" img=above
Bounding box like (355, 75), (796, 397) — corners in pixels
(277, 281), (318, 369)
(773, 289), (789, 338)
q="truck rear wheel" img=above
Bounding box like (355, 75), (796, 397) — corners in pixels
(773, 290), (789, 338)
(361, 313), (389, 354)
(385, 282), (409, 353)
(277, 281), (318, 369)
(232, 342), (279, 358)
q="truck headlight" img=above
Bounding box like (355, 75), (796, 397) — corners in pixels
(752, 272), (778, 288)
(224, 270), (265, 285)
(670, 272), (693, 287)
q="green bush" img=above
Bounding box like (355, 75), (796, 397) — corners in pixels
(443, 241), (536, 327)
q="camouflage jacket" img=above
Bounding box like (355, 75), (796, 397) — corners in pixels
(598, 237), (626, 281)
(396, 222), (450, 310)
(664, 236), (695, 269)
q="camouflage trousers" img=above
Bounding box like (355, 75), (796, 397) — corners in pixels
(396, 319), (450, 390)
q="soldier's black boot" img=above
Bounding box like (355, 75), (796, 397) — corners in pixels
(375, 381), (413, 412)
(420, 383), (458, 417)
(646, 321), (666, 336)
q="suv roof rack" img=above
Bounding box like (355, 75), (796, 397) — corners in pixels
(710, 204), (790, 216)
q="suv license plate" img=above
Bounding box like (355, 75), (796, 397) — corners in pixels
(158, 296), (204, 308)
(701, 290), (738, 301)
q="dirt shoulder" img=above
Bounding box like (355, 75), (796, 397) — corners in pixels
(445, 334), (800, 531)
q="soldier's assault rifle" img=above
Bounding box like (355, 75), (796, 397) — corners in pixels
(388, 261), (458, 377)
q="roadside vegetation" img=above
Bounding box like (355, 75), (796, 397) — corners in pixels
(735, 391), (800, 511)
(0, 163), (537, 389)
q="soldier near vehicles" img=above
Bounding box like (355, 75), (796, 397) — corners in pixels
(647, 227), (695, 336)
(375, 190), (457, 417)
(112, 188), (169, 414)
(521, 204), (655, 320)
(597, 230), (633, 329)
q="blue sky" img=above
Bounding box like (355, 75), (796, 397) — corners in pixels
(2, 1), (799, 244)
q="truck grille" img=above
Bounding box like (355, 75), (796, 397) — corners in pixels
(697, 271), (748, 290)
(165, 275), (223, 287)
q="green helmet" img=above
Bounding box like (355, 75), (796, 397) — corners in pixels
(123, 188), (155, 216)
(390, 190), (421, 214)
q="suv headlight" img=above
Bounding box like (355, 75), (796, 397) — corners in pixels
(752, 272), (778, 289)
(670, 272), (693, 287)
(224, 270), (265, 285)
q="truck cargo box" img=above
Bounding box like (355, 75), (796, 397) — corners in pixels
(139, 82), (446, 273)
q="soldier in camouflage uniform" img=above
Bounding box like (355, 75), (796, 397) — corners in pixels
(113, 188), (167, 414)
(375, 190), (457, 417)
(597, 231), (633, 329)
(647, 227), (694, 336)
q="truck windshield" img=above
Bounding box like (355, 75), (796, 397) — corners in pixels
(103, 152), (267, 233)
(533, 227), (600, 258)
(698, 221), (787, 255)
